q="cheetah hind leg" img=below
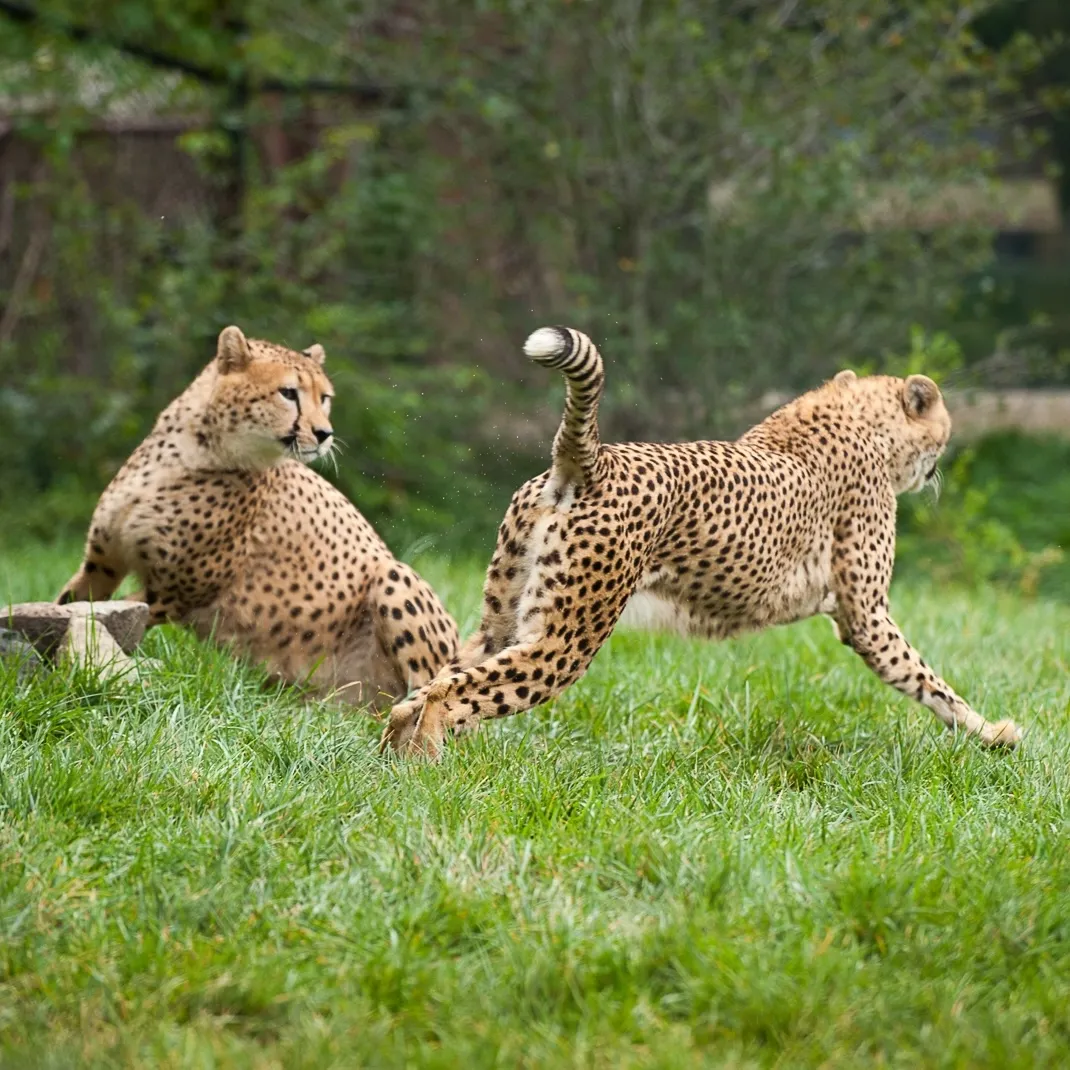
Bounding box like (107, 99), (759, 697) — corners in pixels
(372, 559), (461, 700)
(382, 622), (615, 761)
(378, 627), (501, 756)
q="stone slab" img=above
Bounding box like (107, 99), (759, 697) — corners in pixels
(0, 626), (45, 682)
(59, 615), (135, 680)
(1, 601), (149, 657)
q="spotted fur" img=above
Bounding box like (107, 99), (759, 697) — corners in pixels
(58, 325), (459, 708)
(382, 326), (1021, 756)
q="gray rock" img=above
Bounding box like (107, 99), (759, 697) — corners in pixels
(0, 626), (45, 682)
(59, 615), (135, 680)
(1, 601), (149, 657)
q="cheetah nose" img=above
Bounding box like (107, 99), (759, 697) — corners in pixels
(313, 428), (332, 444)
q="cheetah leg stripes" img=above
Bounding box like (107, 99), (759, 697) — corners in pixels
(831, 522), (1021, 748)
(381, 512), (640, 757)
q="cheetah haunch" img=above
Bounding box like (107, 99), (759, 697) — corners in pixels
(383, 326), (1021, 756)
(59, 325), (459, 709)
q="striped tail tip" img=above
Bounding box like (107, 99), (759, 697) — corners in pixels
(523, 326), (574, 366)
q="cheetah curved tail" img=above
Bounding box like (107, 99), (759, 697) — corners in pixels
(523, 326), (604, 488)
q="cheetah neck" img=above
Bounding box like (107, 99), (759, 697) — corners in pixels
(742, 396), (894, 491)
(144, 363), (271, 474)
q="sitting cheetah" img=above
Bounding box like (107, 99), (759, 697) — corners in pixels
(59, 325), (458, 708)
(382, 326), (1021, 756)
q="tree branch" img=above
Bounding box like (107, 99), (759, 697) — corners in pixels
(0, 1), (404, 105)
(0, 223), (48, 349)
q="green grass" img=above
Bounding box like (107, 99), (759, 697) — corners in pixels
(2, 543), (1070, 1068)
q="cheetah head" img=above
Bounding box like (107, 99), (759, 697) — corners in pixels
(207, 325), (335, 470)
(852, 372), (950, 495)
(892, 374), (952, 494)
(830, 370), (951, 494)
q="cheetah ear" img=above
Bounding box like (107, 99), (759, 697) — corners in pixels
(902, 374), (940, 418)
(302, 343), (326, 366)
(216, 325), (252, 373)
(833, 369), (857, 385)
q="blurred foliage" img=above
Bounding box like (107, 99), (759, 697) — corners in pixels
(404, 0), (1062, 435)
(899, 433), (1070, 600)
(0, 0), (1067, 567)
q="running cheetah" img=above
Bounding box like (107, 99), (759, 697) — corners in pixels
(382, 326), (1020, 755)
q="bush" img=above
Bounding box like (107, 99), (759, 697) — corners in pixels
(898, 433), (1070, 600)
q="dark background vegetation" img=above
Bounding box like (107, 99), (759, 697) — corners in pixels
(0, 0), (1068, 594)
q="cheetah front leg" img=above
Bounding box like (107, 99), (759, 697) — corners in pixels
(831, 523), (1021, 748)
(57, 527), (129, 605)
(838, 602), (1020, 747)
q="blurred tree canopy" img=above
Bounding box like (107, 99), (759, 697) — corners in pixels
(0, 0), (1064, 545)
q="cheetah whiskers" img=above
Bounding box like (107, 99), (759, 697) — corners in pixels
(325, 436), (346, 477)
(309, 437), (343, 476)
(925, 466), (944, 502)
(322, 439), (341, 477)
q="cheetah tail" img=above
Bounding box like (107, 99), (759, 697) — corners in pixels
(523, 326), (604, 488)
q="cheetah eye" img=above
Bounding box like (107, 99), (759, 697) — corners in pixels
(322, 394), (333, 408)
(279, 387), (299, 403)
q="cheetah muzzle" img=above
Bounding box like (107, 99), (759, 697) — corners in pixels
(381, 326), (1022, 758)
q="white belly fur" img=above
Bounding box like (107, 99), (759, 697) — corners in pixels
(615, 591), (691, 635)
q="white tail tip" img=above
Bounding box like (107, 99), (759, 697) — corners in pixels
(523, 327), (568, 360)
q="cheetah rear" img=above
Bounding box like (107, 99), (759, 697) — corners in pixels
(59, 326), (459, 708)
(382, 326), (1021, 756)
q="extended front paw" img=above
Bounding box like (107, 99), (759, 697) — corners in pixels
(379, 697), (423, 755)
(379, 689), (450, 760)
(981, 718), (1023, 750)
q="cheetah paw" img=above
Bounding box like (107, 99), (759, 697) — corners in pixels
(450, 712), (482, 739)
(981, 718), (1022, 750)
(379, 689), (449, 760)
(379, 698), (424, 756)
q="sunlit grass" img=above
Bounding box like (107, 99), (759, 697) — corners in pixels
(1, 543), (1069, 1067)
